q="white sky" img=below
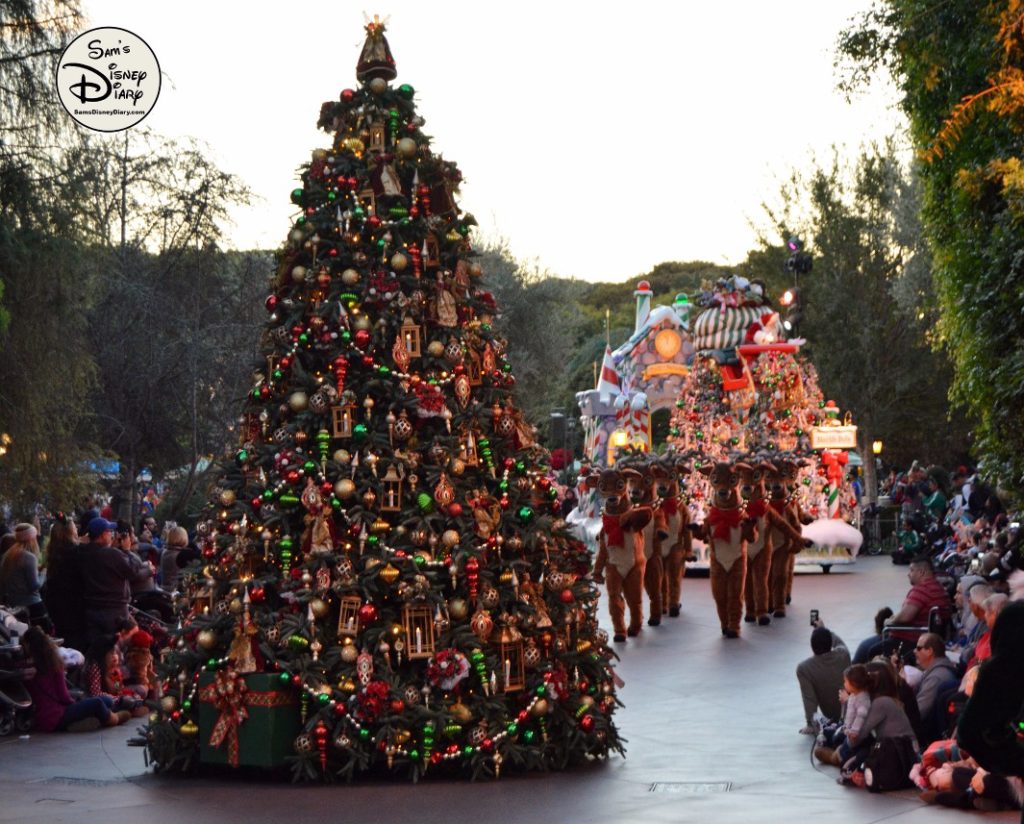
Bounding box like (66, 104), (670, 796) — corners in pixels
(80, 1), (904, 283)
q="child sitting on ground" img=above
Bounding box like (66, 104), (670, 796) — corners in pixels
(815, 664), (872, 766)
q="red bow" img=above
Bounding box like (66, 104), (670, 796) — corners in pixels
(770, 499), (787, 515)
(745, 499), (768, 519)
(602, 513), (625, 547)
(661, 497), (679, 517)
(706, 506), (743, 541)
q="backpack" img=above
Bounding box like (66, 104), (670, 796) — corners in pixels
(862, 735), (918, 792)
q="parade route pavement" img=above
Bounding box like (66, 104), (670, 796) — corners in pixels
(0, 555), (1016, 823)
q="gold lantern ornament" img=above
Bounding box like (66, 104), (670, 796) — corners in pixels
(496, 626), (526, 692)
(381, 463), (404, 512)
(331, 400), (357, 438)
(400, 316), (422, 358)
(401, 604), (435, 660)
(337, 595), (362, 638)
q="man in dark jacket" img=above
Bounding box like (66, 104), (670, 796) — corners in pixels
(78, 517), (133, 642)
(796, 622), (850, 734)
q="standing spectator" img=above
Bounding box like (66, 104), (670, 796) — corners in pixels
(139, 514), (160, 548)
(41, 514), (87, 651)
(20, 627), (129, 732)
(796, 622), (851, 734)
(78, 517), (133, 642)
(0, 523), (51, 631)
(159, 525), (189, 593)
(956, 602), (1024, 812)
(922, 477), (948, 521)
(116, 520), (172, 621)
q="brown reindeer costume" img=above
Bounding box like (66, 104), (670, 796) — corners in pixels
(589, 468), (652, 642)
(738, 460), (805, 625)
(694, 461), (757, 638)
(766, 458), (813, 617)
(654, 459), (691, 618)
(634, 462), (666, 626)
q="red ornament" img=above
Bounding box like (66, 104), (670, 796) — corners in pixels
(292, 674), (302, 686)
(362, 355), (375, 367)
(367, 215), (382, 230)
(447, 503), (463, 518)
(389, 699), (405, 714)
(358, 603), (379, 624)
(341, 88), (355, 102)
(354, 329), (371, 349)
(559, 588), (575, 604)
(250, 587), (266, 603)
(580, 714), (595, 732)
(265, 295), (278, 312)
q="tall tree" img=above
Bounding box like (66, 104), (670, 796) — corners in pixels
(757, 142), (969, 491)
(838, 1), (1024, 495)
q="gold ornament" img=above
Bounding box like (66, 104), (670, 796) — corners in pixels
(396, 137), (417, 158)
(310, 597), (329, 619)
(450, 458), (466, 476)
(390, 252), (408, 271)
(334, 479), (356, 499)
(333, 449), (352, 464)
(219, 489), (236, 506)
(530, 698), (550, 717)
(454, 373), (471, 409)
(288, 391), (309, 412)
(448, 598), (469, 620)
(180, 720), (199, 737)
(160, 696), (178, 713)
(196, 630), (217, 650)
(470, 609), (494, 641)
(441, 529), (460, 549)
(434, 473), (455, 507)
(426, 340), (445, 358)
(449, 702), (473, 724)
(379, 563), (400, 584)
(341, 268), (360, 286)
(340, 643), (359, 663)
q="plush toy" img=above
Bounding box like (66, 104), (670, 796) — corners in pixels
(744, 311), (782, 345)
(124, 629), (157, 698)
(588, 468), (652, 643)
(766, 458), (813, 617)
(738, 460), (806, 625)
(653, 459), (692, 618)
(694, 461), (757, 638)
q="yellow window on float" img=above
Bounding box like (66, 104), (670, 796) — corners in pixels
(607, 429), (629, 464)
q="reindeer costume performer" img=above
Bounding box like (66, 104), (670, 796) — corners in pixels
(634, 462), (667, 626)
(739, 460), (805, 625)
(589, 468), (652, 642)
(766, 458), (813, 617)
(653, 459), (692, 618)
(695, 461), (757, 638)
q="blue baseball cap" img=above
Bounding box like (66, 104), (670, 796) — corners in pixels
(86, 517), (117, 539)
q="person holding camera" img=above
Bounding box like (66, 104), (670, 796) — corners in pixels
(796, 615), (850, 735)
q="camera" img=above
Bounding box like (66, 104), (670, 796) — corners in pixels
(809, 609), (819, 627)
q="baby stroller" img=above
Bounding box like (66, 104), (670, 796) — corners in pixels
(0, 607), (33, 736)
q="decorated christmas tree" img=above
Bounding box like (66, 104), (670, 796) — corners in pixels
(143, 18), (622, 782)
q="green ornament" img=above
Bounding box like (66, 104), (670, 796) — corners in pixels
(262, 489), (274, 502)
(279, 672), (290, 684)
(317, 693), (330, 705)
(207, 658), (218, 669)
(523, 729), (536, 744)
(416, 492), (434, 513)
(463, 745), (474, 757)
(303, 460), (316, 472)
(397, 83), (414, 99)
(515, 461), (526, 474)
(287, 634), (309, 650)
(480, 323), (491, 333)
(290, 188), (304, 204)
(409, 749), (419, 761)
(669, 427), (680, 437)
(517, 506), (535, 523)
(341, 330), (352, 342)
(296, 216), (306, 225)
(378, 365), (390, 375)
(353, 206), (365, 219)
(236, 449), (248, 463)
(352, 423), (368, 441)
(298, 333), (309, 345)
(279, 536), (294, 550)
(182, 700), (192, 710)
(273, 369), (284, 380)
(499, 480), (509, 492)
(279, 492), (299, 506)
(675, 400), (684, 408)
(359, 728), (371, 741)
(367, 535), (379, 546)
(331, 496), (341, 509)
(535, 685), (547, 697)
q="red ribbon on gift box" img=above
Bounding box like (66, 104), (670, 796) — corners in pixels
(198, 669), (293, 767)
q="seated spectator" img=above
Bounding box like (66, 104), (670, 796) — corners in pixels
(796, 622), (850, 734)
(883, 556), (951, 644)
(0, 523), (52, 632)
(912, 633), (959, 745)
(965, 593), (1008, 671)
(853, 607), (893, 665)
(815, 663), (873, 767)
(842, 660), (919, 783)
(81, 634), (147, 715)
(955, 578), (989, 646)
(20, 626), (129, 732)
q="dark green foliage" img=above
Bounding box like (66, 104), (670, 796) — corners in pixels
(838, 1), (1024, 496)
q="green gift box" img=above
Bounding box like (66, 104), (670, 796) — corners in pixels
(197, 671), (301, 769)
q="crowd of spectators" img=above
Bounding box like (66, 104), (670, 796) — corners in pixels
(798, 462), (1023, 813)
(0, 505), (201, 735)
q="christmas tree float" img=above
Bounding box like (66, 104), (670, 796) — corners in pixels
(142, 18), (622, 782)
